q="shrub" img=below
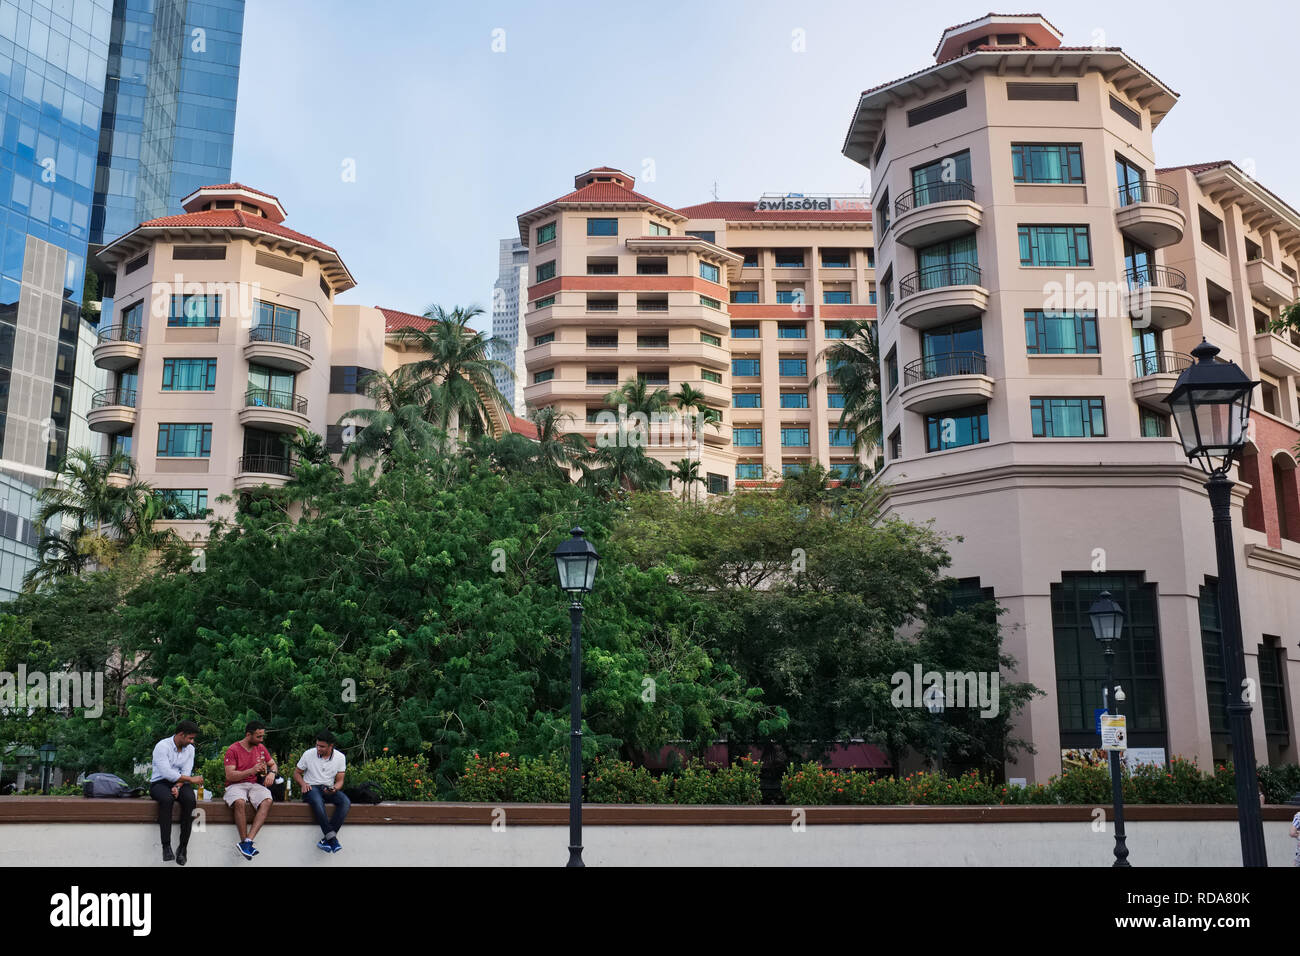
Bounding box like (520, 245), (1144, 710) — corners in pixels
(1258, 763), (1300, 804)
(587, 758), (668, 804)
(198, 757), (225, 798)
(346, 749), (435, 802)
(1048, 764), (1111, 805)
(453, 752), (567, 803)
(670, 756), (762, 805)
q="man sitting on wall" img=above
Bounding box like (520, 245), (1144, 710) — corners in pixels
(149, 720), (204, 865)
(294, 730), (349, 853)
(223, 721), (277, 860)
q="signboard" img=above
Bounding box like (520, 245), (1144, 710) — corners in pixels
(1125, 748), (1166, 769)
(1094, 707), (1107, 734)
(1101, 714), (1128, 751)
(755, 194), (872, 212)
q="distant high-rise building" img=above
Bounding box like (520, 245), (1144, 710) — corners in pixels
(492, 237), (528, 413)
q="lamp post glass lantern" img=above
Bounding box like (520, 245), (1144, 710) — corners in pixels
(1087, 591), (1129, 867)
(1165, 339), (1267, 867)
(551, 528), (599, 868)
(38, 742), (56, 795)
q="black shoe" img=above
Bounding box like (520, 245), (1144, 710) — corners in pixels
(162, 845), (174, 862)
(176, 846), (187, 866)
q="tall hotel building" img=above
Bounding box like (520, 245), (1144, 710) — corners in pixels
(516, 168), (876, 491)
(491, 237), (528, 413)
(843, 13), (1300, 780)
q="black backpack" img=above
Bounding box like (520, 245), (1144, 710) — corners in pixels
(344, 781), (383, 804)
(83, 773), (140, 798)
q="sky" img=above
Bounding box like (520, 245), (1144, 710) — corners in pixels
(229, 0), (1300, 332)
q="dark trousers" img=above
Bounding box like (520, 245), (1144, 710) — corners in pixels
(149, 780), (196, 848)
(303, 787), (350, 837)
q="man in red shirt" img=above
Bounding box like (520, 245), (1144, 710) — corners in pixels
(223, 721), (277, 859)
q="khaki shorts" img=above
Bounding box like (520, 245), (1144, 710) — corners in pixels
(223, 781), (273, 808)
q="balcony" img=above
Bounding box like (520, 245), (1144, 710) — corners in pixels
(243, 325), (312, 373)
(1255, 331), (1300, 378)
(1114, 182), (1185, 249)
(93, 454), (135, 487)
(233, 455), (294, 491)
(1246, 258), (1295, 308)
(238, 388), (310, 432)
(1125, 266), (1194, 331)
(93, 324), (143, 371)
(893, 181), (982, 248)
(87, 387), (137, 434)
(896, 263), (988, 330)
(1129, 350), (1192, 411)
(900, 351), (994, 414)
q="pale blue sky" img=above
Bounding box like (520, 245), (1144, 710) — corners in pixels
(230, 0), (1300, 330)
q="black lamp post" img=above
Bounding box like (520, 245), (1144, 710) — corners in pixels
(923, 685), (944, 776)
(552, 527), (599, 868)
(38, 742), (57, 795)
(1165, 338), (1266, 866)
(1088, 591), (1129, 867)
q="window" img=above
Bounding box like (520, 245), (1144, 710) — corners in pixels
(1254, 308), (1271, 334)
(1258, 637), (1289, 737)
(536, 260), (556, 282)
(637, 257), (668, 274)
(911, 151), (973, 205)
(1245, 238), (1262, 262)
(779, 358), (807, 377)
(157, 423), (212, 457)
(888, 428), (902, 460)
(1031, 397), (1106, 437)
(699, 295), (722, 310)
(172, 245), (226, 260)
(780, 392), (809, 409)
(774, 250), (805, 268)
(587, 258), (618, 275)
(1011, 144), (1084, 184)
(1018, 225), (1092, 267)
(776, 290), (804, 305)
(534, 295), (555, 309)
(782, 463), (806, 476)
(699, 261), (720, 283)
(533, 332), (555, 346)
(1199, 580), (1229, 737)
(1206, 280), (1233, 326)
(649, 222), (670, 236)
(321, 276), (331, 298)
(825, 324), (846, 339)
(700, 332), (721, 347)
(1109, 94), (1141, 128)
(823, 291), (852, 304)
(828, 463), (855, 480)
(916, 235), (979, 288)
(706, 473), (728, 495)
(821, 250), (851, 268)
(730, 290), (759, 303)
(587, 218), (618, 236)
(257, 251), (304, 276)
(637, 296), (668, 312)
(875, 190), (891, 237)
(125, 252), (149, 274)
(638, 371), (669, 386)
(534, 369), (554, 383)
(329, 365), (375, 394)
(637, 334), (668, 348)
(536, 222), (556, 244)
(1140, 408), (1171, 437)
(829, 428), (855, 447)
(740, 249), (759, 267)
(734, 428), (762, 447)
(586, 408), (612, 423)
(162, 358), (217, 391)
(866, 248), (875, 268)
(1199, 208), (1224, 253)
(828, 392), (845, 409)
(926, 404), (989, 452)
(155, 489), (208, 520)
(733, 392), (761, 408)
(687, 230), (716, 243)
(701, 370), (722, 384)
(777, 323), (806, 338)
(880, 268), (894, 312)
(781, 427), (810, 447)
(869, 284), (877, 305)
(1115, 154), (1146, 206)
(886, 348), (898, 391)
(1260, 380), (1280, 416)
(588, 296), (617, 311)
(732, 358), (760, 376)
(168, 294), (221, 327)
(120, 300), (144, 332)
(1007, 82), (1077, 101)
(247, 365), (295, 408)
(736, 463), (762, 479)
(1024, 310), (1099, 354)
(907, 90), (966, 126)
(586, 334), (618, 348)
(731, 325), (759, 338)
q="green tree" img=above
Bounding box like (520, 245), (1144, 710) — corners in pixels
(528, 406), (589, 479)
(817, 319), (883, 468)
(669, 457), (704, 502)
(338, 366), (441, 467)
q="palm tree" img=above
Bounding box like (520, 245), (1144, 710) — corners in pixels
(605, 377), (672, 418)
(395, 304), (513, 451)
(817, 319), (883, 466)
(581, 441), (669, 496)
(528, 406), (589, 478)
(669, 457), (705, 502)
(339, 366), (440, 466)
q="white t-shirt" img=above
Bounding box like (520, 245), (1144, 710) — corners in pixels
(296, 747), (346, 787)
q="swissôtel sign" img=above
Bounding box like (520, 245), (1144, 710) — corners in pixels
(755, 194), (871, 212)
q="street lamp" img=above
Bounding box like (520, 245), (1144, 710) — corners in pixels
(1088, 590), (1129, 867)
(1165, 338), (1266, 866)
(923, 684), (945, 776)
(552, 527), (599, 868)
(38, 742), (57, 795)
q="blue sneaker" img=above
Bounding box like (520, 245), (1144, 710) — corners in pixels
(328, 837), (342, 853)
(249, 841), (259, 857)
(236, 839), (254, 860)
(316, 838), (332, 853)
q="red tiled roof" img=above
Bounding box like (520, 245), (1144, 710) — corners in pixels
(505, 414), (539, 440)
(132, 209), (338, 253)
(860, 45), (1127, 97)
(519, 180), (678, 221)
(939, 11), (1058, 34)
(680, 201), (872, 222)
(378, 307), (435, 334)
(1155, 161), (1233, 175)
(197, 182), (283, 203)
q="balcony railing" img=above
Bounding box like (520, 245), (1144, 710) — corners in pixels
(895, 180), (976, 215)
(903, 351), (988, 386)
(1132, 351), (1193, 379)
(1125, 264), (1188, 291)
(93, 454), (135, 476)
(899, 262), (982, 298)
(96, 324), (142, 344)
(245, 387), (308, 414)
(91, 386), (137, 408)
(1117, 181), (1179, 208)
(238, 455), (294, 476)
(249, 324), (311, 350)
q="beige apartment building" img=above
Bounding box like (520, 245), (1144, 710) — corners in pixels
(844, 13), (1300, 781)
(90, 183), (532, 539)
(516, 168), (876, 492)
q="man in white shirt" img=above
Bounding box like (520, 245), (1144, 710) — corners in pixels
(294, 730), (348, 853)
(149, 720), (203, 865)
